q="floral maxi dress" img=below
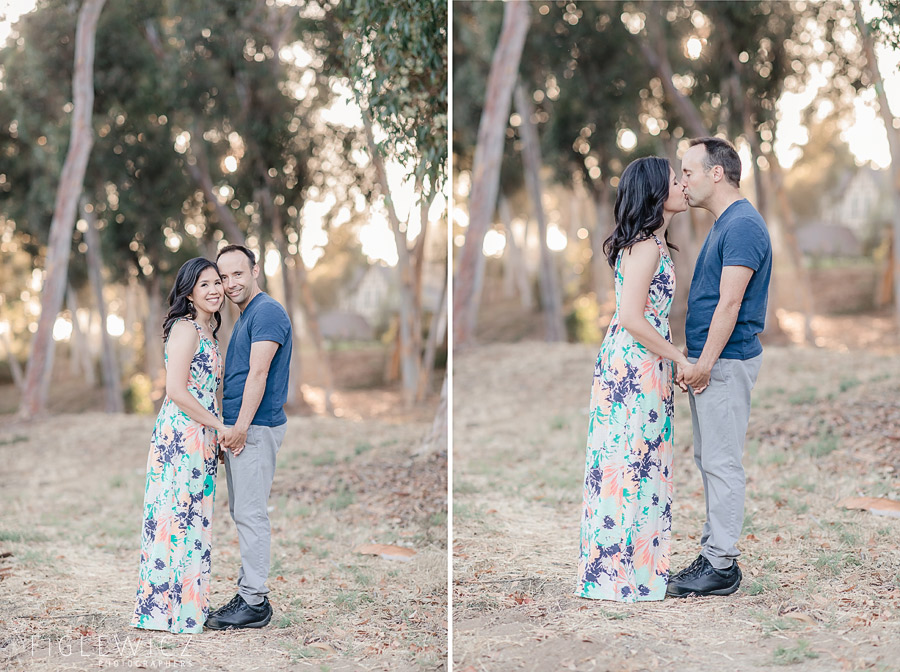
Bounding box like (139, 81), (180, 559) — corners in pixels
(132, 319), (221, 633)
(576, 235), (675, 602)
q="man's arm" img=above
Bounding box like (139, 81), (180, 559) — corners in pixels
(682, 265), (754, 393)
(224, 340), (279, 455)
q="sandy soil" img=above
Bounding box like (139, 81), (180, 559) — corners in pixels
(0, 410), (447, 671)
(453, 341), (900, 672)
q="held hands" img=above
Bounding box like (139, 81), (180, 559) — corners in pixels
(220, 425), (248, 456)
(675, 360), (711, 395)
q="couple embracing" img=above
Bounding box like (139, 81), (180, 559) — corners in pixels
(577, 137), (773, 602)
(131, 244), (292, 632)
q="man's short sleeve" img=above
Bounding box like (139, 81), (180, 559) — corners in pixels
(721, 219), (768, 272)
(249, 302), (291, 346)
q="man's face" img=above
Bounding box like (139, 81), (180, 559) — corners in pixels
(217, 251), (258, 307)
(681, 144), (715, 208)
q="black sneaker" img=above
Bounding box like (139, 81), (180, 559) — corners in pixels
(670, 554), (706, 581)
(205, 594), (273, 630)
(207, 593), (242, 620)
(666, 555), (742, 598)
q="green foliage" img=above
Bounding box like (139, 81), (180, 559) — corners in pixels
(773, 640), (819, 665)
(337, 0), (447, 197)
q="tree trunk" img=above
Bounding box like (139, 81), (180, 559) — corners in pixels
(2, 330), (24, 391)
(362, 111), (420, 406)
(591, 183), (613, 308)
(143, 273), (165, 394)
(83, 201), (124, 413)
(185, 125), (247, 246)
(856, 2), (900, 326)
(19, 0), (107, 418)
(453, 1), (531, 346)
(418, 256), (448, 402)
(637, 4), (708, 138)
(765, 155), (814, 344)
(294, 259), (333, 415)
(499, 196), (533, 309)
(514, 83), (566, 342)
(419, 375), (448, 456)
(66, 285), (96, 385)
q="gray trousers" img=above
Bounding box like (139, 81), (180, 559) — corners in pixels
(687, 354), (762, 569)
(223, 423), (287, 606)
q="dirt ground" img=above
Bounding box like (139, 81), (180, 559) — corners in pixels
(452, 318), (900, 672)
(0, 402), (447, 671)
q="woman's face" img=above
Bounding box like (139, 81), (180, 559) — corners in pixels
(189, 267), (224, 316)
(663, 167), (688, 215)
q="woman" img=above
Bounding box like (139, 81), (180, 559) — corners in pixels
(132, 257), (225, 633)
(576, 157), (694, 602)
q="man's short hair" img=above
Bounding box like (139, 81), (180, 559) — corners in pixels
(217, 244), (257, 268)
(689, 137), (741, 188)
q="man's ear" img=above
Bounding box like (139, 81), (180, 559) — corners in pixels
(712, 165), (724, 183)
(251, 264), (260, 278)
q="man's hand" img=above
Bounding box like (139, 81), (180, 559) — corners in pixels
(221, 426), (248, 456)
(682, 362), (711, 394)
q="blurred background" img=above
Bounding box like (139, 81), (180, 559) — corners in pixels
(452, 0), (900, 353)
(0, 0), (448, 421)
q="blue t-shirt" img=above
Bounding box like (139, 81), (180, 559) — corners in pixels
(223, 292), (292, 426)
(685, 199), (772, 360)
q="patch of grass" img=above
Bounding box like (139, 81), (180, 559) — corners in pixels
(354, 442), (373, 456)
(332, 589), (373, 612)
(814, 551), (861, 577)
(275, 611), (302, 628)
(454, 480), (480, 495)
(285, 643), (326, 661)
(781, 474), (815, 492)
(749, 609), (799, 634)
(0, 530), (49, 543)
(787, 497), (809, 515)
(325, 484), (354, 510)
(804, 425), (840, 458)
(743, 511), (759, 535)
(745, 438), (760, 458)
(550, 415), (568, 430)
(454, 502), (487, 523)
(0, 434), (27, 447)
(19, 549), (56, 566)
(839, 377), (861, 393)
(787, 386), (817, 405)
(305, 526), (335, 540)
(109, 475), (124, 489)
(311, 451), (337, 467)
(598, 609), (630, 621)
(744, 574), (779, 596)
(290, 504), (312, 518)
(429, 511), (447, 527)
(347, 564), (373, 587)
(763, 449), (789, 466)
(773, 640), (818, 665)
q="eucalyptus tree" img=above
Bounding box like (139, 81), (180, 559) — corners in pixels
(333, 0), (449, 404)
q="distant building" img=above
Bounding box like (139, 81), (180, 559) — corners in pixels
(797, 167), (891, 257)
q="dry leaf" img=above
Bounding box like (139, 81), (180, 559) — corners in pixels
(354, 543), (417, 562)
(784, 612), (816, 625)
(839, 496), (900, 517)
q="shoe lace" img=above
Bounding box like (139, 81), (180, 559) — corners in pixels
(218, 595), (244, 615)
(675, 555), (707, 579)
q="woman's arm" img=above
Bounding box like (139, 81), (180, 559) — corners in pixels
(165, 320), (226, 433)
(618, 239), (690, 366)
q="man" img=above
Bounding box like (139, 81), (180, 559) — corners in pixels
(205, 244), (292, 629)
(667, 137), (772, 598)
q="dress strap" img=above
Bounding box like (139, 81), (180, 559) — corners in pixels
(652, 234), (671, 259)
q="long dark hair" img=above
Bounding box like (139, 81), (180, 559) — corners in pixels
(603, 156), (678, 267)
(162, 258), (222, 341)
